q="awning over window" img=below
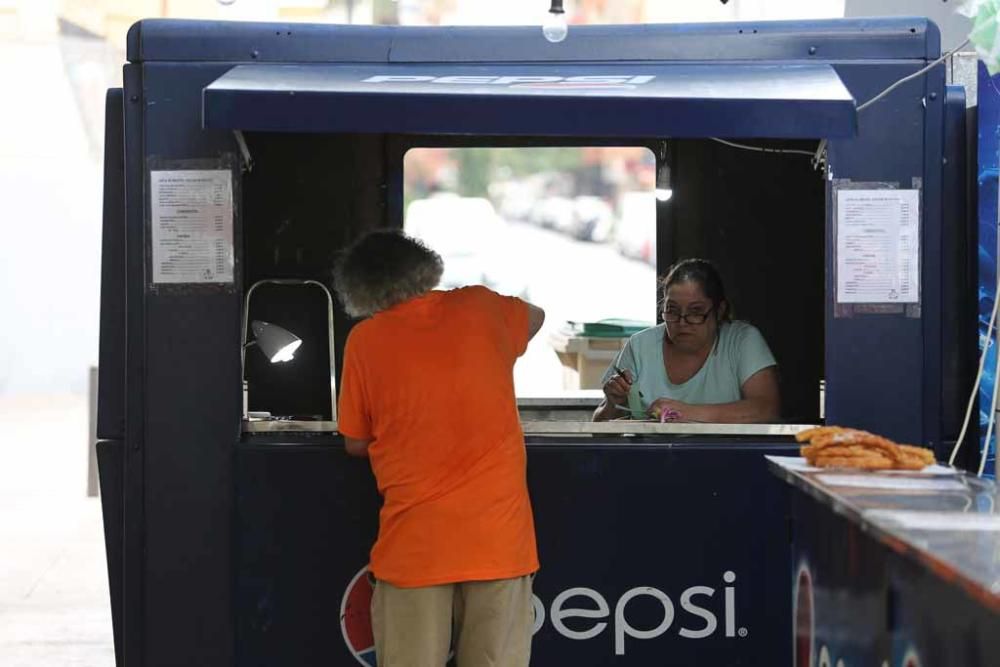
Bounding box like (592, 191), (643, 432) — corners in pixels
(203, 62), (856, 138)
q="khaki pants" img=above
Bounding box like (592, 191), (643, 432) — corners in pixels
(371, 575), (534, 667)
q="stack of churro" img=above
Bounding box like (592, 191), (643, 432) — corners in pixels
(796, 426), (935, 471)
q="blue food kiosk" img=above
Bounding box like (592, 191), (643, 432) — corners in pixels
(96, 17), (985, 667)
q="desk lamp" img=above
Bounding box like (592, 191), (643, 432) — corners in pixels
(247, 321), (301, 363)
(241, 279), (337, 420)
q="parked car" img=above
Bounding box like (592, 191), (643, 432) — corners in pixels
(572, 196), (616, 242)
(533, 196), (576, 233)
(405, 194), (531, 299)
(493, 181), (536, 223)
(614, 191), (656, 266)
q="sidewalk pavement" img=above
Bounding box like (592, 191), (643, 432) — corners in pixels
(0, 394), (114, 667)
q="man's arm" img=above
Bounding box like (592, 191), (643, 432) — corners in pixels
(344, 436), (372, 458)
(526, 302), (545, 341)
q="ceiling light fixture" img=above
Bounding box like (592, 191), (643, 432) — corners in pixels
(543, 0), (568, 43)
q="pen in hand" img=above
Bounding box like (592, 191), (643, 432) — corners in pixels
(613, 365), (642, 399)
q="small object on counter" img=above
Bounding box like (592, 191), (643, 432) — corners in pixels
(565, 319), (651, 338)
(626, 382), (645, 419)
(659, 408), (682, 423)
(796, 425), (936, 471)
(649, 404), (683, 422)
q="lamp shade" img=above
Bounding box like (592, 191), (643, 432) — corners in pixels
(251, 320), (302, 363)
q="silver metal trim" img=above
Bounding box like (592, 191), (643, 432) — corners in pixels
(241, 278), (337, 421)
(767, 456), (1000, 604)
(243, 420), (339, 433)
(240, 419), (813, 436)
(517, 396), (602, 408)
(520, 422), (814, 436)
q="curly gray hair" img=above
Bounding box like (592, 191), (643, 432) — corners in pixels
(333, 230), (444, 318)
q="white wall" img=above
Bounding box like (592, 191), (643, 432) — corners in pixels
(438, 0), (555, 26)
(645, 0), (845, 23)
(0, 3), (101, 395)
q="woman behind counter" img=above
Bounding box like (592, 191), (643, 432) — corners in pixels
(594, 259), (780, 423)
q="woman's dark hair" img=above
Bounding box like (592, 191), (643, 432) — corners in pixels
(660, 258), (732, 321)
(333, 230), (443, 317)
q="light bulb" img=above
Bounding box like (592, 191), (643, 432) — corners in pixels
(655, 160), (671, 201)
(270, 340), (301, 363)
(543, 11), (568, 43)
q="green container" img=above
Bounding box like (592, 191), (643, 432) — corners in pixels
(626, 382), (646, 420)
(565, 318), (652, 338)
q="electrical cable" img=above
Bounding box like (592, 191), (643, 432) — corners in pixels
(715, 38), (987, 469)
(708, 137), (816, 156)
(856, 38), (970, 112)
(811, 139), (827, 171)
(717, 39), (972, 169)
(949, 272), (1000, 467)
(981, 318), (1000, 477)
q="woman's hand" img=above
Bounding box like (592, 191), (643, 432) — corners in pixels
(647, 398), (696, 422)
(602, 369), (633, 406)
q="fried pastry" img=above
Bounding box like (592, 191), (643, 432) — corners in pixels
(897, 444), (935, 465)
(812, 454), (895, 470)
(808, 432), (902, 463)
(797, 426), (935, 471)
(794, 426), (854, 443)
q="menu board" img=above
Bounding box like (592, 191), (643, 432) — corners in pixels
(836, 189), (920, 304)
(150, 169), (234, 284)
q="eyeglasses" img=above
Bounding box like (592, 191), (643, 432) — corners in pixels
(662, 306), (715, 325)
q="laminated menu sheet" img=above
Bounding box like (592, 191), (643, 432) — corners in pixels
(150, 169), (234, 284)
(836, 189), (919, 304)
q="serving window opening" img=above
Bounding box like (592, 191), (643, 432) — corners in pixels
(403, 139), (825, 425)
(403, 146), (659, 399)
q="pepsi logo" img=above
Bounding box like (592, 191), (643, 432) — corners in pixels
(794, 559), (924, 667)
(793, 562), (814, 667)
(340, 567), (376, 667)
(903, 647), (921, 667)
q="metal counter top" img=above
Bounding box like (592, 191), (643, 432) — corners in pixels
(243, 420), (339, 433)
(522, 421), (812, 436)
(241, 397), (604, 432)
(516, 394), (603, 407)
(243, 419), (814, 437)
(768, 456), (1000, 611)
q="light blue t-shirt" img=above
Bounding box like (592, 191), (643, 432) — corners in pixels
(602, 321), (776, 412)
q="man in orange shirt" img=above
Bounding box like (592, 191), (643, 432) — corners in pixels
(333, 230), (545, 667)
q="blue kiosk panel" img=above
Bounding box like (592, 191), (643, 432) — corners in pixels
(97, 17), (972, 667)
(977, 61), (999, 478)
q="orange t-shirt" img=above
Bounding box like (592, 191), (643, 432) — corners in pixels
(337, 286), (538, 588)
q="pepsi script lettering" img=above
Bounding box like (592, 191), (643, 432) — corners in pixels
(341, 567), (743, 663)
(534, 571), (742, 655)
(361, 75), (657, 87)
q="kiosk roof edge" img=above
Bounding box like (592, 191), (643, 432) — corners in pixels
(128, 17), (938, 65)
(203, 62), (857, 139)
